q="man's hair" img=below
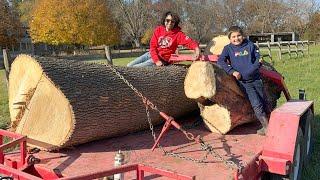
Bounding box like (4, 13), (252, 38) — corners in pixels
(227, 26), (244, 39)
(161, 11), (180, 28)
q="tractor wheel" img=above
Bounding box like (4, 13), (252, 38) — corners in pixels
(301, 109), (314, 164)
(268, 128), (305, 180)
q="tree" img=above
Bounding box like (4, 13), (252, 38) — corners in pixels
(0, 0), (23, 48)
(141, 28), (153, 45)
(29, 0), (119, 46)
(304, 12), (320, 41)
(108, 0), (153, 48)
(283, 0), (318, 38)
(15, 0), (36, 25)
(182, 0), (216, 43)
(239, 0), (288, 33)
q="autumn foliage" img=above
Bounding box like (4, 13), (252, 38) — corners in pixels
(141, 28), (153, 45)
(0, 0), (23, 47)
(29, 0), (119, 46)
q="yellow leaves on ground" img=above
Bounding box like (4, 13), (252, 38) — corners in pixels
(29, 0), (119, 46)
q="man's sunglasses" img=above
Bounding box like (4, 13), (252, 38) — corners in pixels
(165, 19), (175, 23)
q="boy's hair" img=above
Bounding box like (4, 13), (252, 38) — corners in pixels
(227, 26), (244, 39)
(161, 11), (180, 28)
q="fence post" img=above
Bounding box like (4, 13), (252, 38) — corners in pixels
(104, 45), (113, 65)
(266, 41), (273, 63)
(3, 49), (11, 87)
(294, 41), (298, 57)
(287, 42), (291, 59)
(301, 41), (304, 57)
(255, 41), (259, 49)
(307, 40), (310, 56)
(277, 42), (282, 60)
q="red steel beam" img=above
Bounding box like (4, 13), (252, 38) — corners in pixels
(61, 164), (194, 180)
(0, 164), (42, 180)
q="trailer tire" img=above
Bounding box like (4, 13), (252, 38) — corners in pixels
(301, 109), (314, 164)
(268, 128), (304, 180)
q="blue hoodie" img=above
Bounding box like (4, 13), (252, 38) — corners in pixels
(217, 39), (261, 81)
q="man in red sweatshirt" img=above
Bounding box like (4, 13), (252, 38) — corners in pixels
(127, 11), (200, 67)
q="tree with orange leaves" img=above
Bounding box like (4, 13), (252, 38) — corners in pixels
(29, 0), (119, 46)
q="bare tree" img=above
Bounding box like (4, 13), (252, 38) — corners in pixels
(213, 0), (243, 30)
(109, 0), (152, 48)
(182, 0), (216, 43)
(283, 0), (318, 37)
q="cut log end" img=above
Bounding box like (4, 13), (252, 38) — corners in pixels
(9, 55), (74, 150)
(184, 61), (216, 99)
(201, 104), (231, 134)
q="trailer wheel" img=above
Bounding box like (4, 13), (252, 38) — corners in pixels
(301, 109), (314, 164)
(269, 128), (304, 180)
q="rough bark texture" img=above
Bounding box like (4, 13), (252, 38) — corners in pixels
(9, 55), (197, 150)
(184, 61), (281, 134)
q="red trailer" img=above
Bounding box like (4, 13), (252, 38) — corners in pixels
(0, 55), (315, 180)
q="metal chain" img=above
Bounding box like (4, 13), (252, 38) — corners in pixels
(105, 63), (244, 171)
(106, 64), (159, 112)
(200, 116), (247, 171)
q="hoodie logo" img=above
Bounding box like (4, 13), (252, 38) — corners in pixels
(235, 50), (248, 57)
(158, 36), (173, 48)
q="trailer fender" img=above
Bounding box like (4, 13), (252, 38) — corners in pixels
(259, 101), (313, 176)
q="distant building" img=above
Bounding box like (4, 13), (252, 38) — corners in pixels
(248, 32), (299, 43)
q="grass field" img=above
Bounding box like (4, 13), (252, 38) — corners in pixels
(0, 71), (9, 129)
(0, 46), (319, 179)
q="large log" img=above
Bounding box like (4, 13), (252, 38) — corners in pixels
(184, 61), (281, 134)
(8, 55), (197, 150)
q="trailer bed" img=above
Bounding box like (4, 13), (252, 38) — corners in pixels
(7, 119), (265, 179)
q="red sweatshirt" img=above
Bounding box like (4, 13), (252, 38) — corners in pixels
(149, 26), (199, 64)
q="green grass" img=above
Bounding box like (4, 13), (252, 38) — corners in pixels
(0, 70), (9, 129)
(0, 48), (319, 178)
(270, 45), (320, 179)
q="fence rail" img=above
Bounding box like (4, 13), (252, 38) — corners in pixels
(254, 40), (315, 62)
(1, 40), (316, 68)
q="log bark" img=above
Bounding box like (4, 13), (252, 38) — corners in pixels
(184, 61), (281, 134)
(8, 55), (197, 150)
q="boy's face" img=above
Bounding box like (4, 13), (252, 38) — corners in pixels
(229, 31), (244, 46)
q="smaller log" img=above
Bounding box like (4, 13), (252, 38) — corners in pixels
(203, 35), (230, 55)
(184, 61), (281, 134)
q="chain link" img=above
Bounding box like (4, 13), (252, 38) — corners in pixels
(105, 63), (245, 171)
(106, 64), (159, 112)
(200, 116), (247, 171)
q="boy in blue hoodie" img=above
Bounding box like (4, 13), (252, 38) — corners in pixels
(217, 26), (268, 135)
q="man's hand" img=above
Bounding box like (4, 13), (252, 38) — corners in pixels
(232, 71), (241, 80)
(155, 61), (163, 66)
(192, 47), (200, 61)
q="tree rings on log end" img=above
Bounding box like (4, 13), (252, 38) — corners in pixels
(184, 61), (216, 99)
(9, 55), (74, 150)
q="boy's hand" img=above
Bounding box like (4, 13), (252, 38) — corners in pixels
(232, 71), (241, 80)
